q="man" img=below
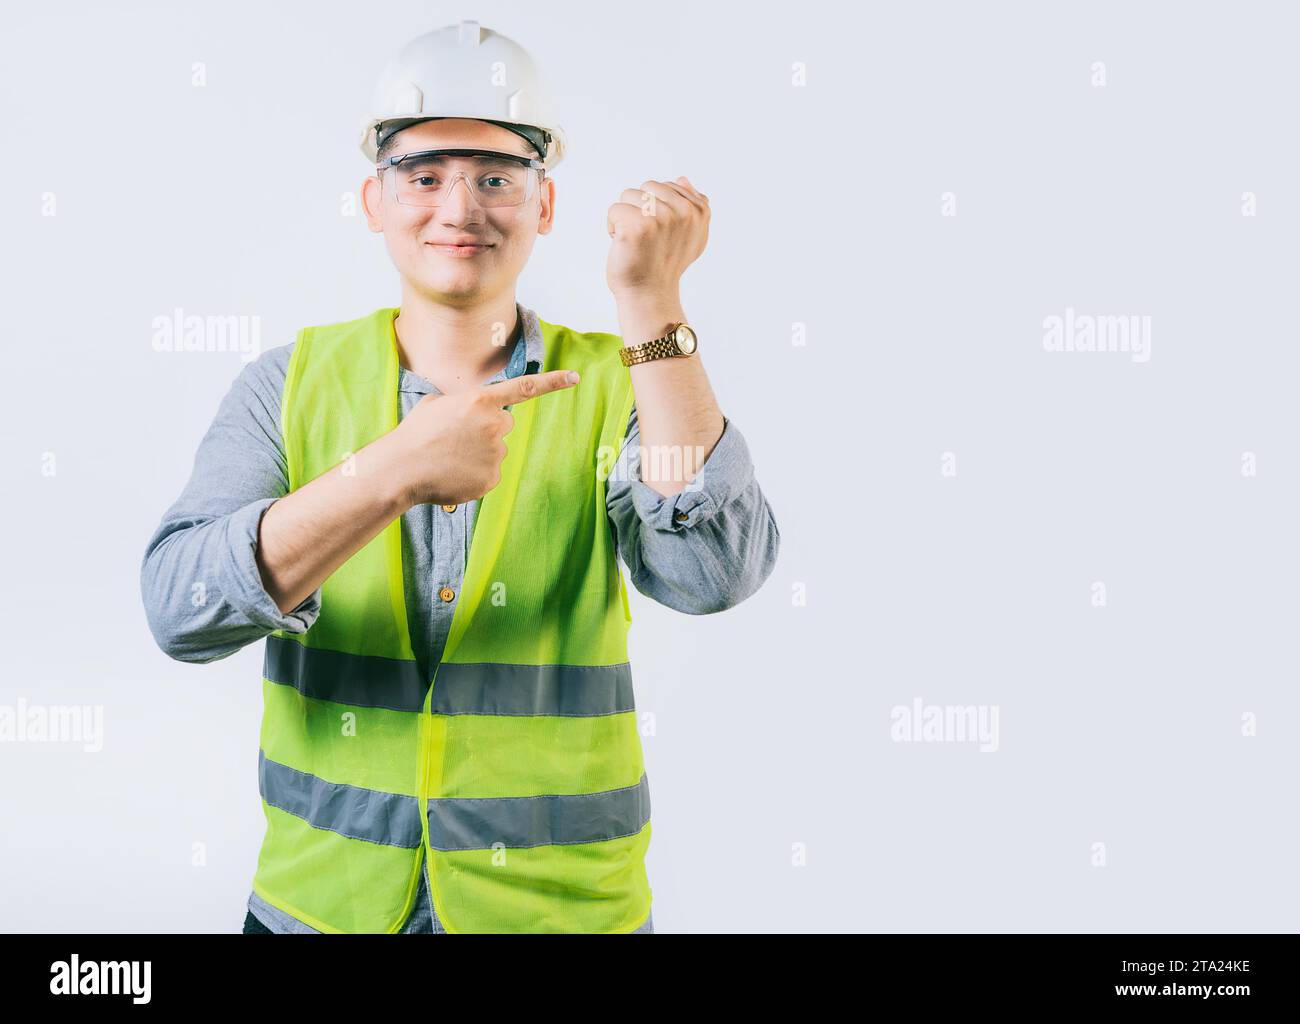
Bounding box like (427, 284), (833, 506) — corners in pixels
(140, 20), (779, 934)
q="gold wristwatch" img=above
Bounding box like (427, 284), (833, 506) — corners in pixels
(619, 323), (698, 366)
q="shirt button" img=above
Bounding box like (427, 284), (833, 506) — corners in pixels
(674, 511), (689, 523)
(439, 587), (456, 602)
(441, 504), (458, 513)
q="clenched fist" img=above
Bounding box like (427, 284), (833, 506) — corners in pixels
(383, 369), (579, 509)
(606, 176), (710, 298)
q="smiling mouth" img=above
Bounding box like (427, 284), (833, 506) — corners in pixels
(427, 242), (493, 255)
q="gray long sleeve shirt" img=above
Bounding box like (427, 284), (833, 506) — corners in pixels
(139, 303), (780, 933)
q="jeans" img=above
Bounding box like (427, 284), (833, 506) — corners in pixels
(242, 909), (274, 933)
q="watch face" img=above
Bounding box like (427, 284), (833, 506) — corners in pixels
(674, 325), (697, 354)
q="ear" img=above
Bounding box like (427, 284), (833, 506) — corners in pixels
(361, 175), (384, 233)
(536, 176), (556, 237)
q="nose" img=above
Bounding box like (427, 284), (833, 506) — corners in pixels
(437, 173), (485, 225)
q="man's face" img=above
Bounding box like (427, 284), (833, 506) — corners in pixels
(361, 118), (555, 306)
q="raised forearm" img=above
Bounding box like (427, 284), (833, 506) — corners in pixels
(256, 432), (410, 614)
(606, 173), (720, 499)
(615, 289), (724, 498)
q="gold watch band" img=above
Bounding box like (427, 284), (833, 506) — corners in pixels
(620, 336), (680, 366)
(619, 323), (697, 366)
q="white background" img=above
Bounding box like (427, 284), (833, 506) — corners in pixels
(2, 0), (1297, 932)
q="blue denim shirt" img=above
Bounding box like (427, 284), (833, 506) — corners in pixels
(140, 303), (780, 933)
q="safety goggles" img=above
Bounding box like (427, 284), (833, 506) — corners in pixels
(376, 148), (546, 208)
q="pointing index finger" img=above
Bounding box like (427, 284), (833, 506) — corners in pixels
(480, 369), (580, 408)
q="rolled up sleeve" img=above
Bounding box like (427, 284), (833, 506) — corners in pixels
(606, 405), (780, 614)
(226, 498), (321, 633)
(140, 346), (322, 663)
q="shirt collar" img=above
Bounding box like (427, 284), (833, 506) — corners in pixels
(516, 303), (544, 376)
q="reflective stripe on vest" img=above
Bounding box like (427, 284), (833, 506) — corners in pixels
(259, 748), (651, 852)
(427, 772), (651, 852)
(259, 748), (423, 848)
(264, 635), (637, 715)
(250, 307), (651, 934)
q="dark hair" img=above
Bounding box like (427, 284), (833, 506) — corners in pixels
(375, 127), (405, 167)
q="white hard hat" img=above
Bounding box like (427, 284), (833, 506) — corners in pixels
(359, 20), (567, 171)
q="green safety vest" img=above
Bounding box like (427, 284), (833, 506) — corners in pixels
(251, 307), (652, 933)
